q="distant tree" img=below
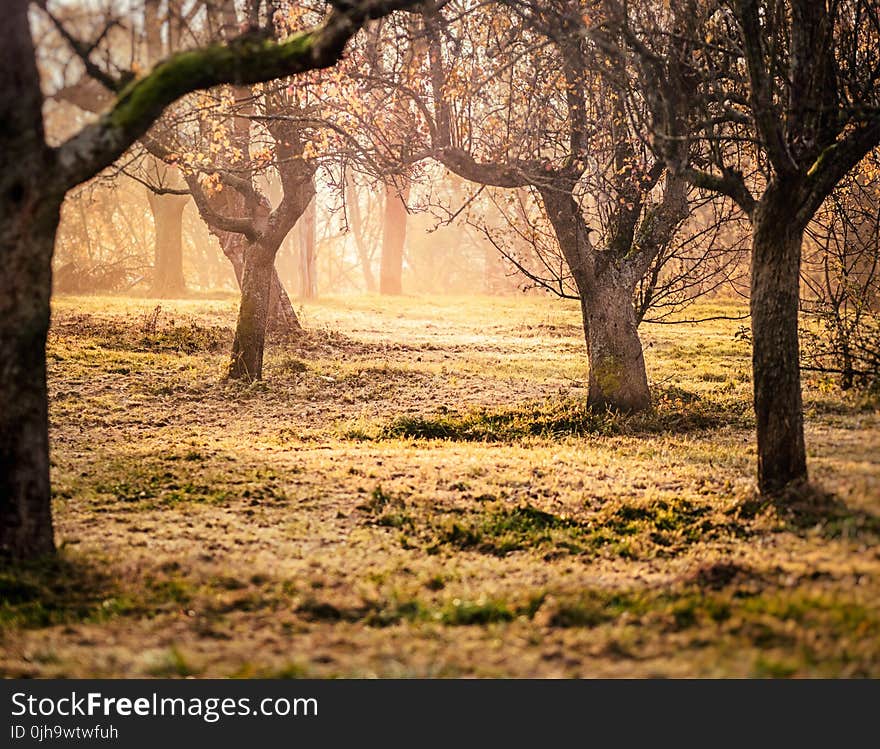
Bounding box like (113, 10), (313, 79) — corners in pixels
(324, 16), (416, 295)
(143, 0), (190, 297)
(345, 174), (380, 291)
(368, 2), (731, 412)
(54, 0), (311, 365)
(0, 0), (420, 560)
(380, 176), (410, 294)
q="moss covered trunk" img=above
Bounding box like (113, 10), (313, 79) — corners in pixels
(579, 271), (651, 413)
(538, 185), (652, 413)
(0, 191), (63, 558)
(0, 0), (62, 558)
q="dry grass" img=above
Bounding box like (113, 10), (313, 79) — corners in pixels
(1, 292), (878, 677)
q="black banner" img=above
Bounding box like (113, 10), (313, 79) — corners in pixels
(1, 679), (877, 745)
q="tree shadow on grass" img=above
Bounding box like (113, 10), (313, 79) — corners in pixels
(368, 387), (752, 442)
(0, 552), (124, 630)
(735, 482), (880, 541)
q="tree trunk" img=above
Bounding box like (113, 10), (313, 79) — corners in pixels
(839, 339), (854, 391)
(221, 233), (301, 333)
(0, 192), (62, 558)
(578, 270), (651, 413)
(380, 181), (409, 295)
(227, 246), (274, 381)
(750, 187), (808, 493)
(298, 196), (317, 299)
(0, 0), (60, 558)
(268, 269), (301, 333)
(147, 191), (189, 297)
(539, 185), (652, 413)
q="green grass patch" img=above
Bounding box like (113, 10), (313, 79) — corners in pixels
(433, 504), (590, 557)
(50, 310), (230, 354)
(0, 556), (134, 629)
(65, 453), (289, 508)
(423, 498), (735, 559)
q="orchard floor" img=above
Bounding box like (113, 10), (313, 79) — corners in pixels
(2, 293), (878, 677)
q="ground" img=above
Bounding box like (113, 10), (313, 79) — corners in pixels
(1, 293), (878, 677)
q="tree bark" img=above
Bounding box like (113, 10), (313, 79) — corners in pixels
(227, 245), (275, 380)
(147, 190), (189, 297)
(750, 183), (808, 493)
(220, 233), (301, 333)
(540, 186), (652, 413)
(0, 194), (62, 558)
(379, 181), (409, 295)
(575, 268), (651, 413)
(0, 0), (60, 558)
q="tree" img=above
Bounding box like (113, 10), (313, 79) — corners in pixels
(182, 87), (314, 379)
(379, 177), (410, 294)
(345, 174), (380, 291)
(50, 2), (312, 334)
(608, 0), (880, 492)
(145, 161), (190, 296)
(164, 73), (317, 378)
(144, 0), (189, 297)
(0, 0), (420, 560)
(375, 2), (696, 411)
(350, 16), (419, 295)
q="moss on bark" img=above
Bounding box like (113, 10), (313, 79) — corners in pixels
(108, 31), (316, 132)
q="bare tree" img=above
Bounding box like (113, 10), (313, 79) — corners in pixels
(0, 0), (422, 560)
(364, 2), (699, 411)
(473, 185), (748, 324)
(178, 82), (314, 379)
(606, 0), (880, 492)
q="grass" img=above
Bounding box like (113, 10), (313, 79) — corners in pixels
(0, 553), (197, 630)
(416, 496), (745, 560)
(433, 504), (593, 557)
(7, 553), (877, 676)
(0, 293), (877, 678)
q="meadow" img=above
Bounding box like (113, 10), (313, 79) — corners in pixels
(1, 293), (878, 677)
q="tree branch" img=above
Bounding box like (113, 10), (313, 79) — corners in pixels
(684, 166), (756, 217)
(37, 2), (128, 92)
(436, 147), (540, 188)
(185, 175), (260, 241)
(54, 0), (423, 192)
(801, 118), (880, 224)
(733, 0), (799, 176)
